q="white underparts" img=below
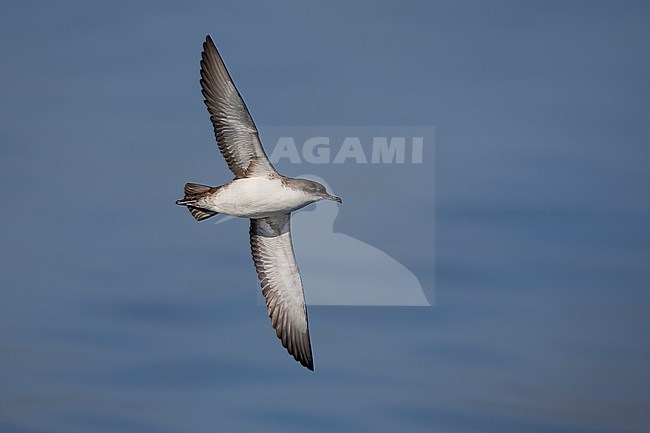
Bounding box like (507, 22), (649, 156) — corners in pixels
(198, 176), (315, 218)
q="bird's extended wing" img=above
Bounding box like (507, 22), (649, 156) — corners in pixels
(250, 214), (313, 370)
(200, 35), (276, 178)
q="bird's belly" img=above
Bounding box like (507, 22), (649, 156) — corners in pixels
(206, 177), (310, 218)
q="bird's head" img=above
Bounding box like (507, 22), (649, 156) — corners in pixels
(295, 178), (342, 204)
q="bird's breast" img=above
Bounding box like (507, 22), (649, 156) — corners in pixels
(206, 177), (312, 218)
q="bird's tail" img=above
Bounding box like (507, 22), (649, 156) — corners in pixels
(175, 183), (219, 221)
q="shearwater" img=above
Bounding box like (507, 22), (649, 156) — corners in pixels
(176, 36), (341, 371)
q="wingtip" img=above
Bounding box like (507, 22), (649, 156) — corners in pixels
(299, 349), (314, 371)
(299, 357), (314, 371)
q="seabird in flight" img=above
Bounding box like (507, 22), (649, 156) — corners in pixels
(176, 35), (342, 370)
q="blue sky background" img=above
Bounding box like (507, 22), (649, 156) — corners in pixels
(0, 1), (649, 432)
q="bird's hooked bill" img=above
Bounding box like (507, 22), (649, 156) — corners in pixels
(325, 194), (342, 203)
